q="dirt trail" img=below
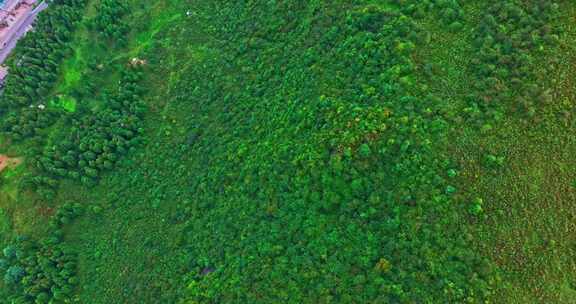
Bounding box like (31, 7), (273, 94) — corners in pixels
(0, 154), (21, 173)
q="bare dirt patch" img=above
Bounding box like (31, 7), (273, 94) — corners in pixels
(0, 154), (22, 173)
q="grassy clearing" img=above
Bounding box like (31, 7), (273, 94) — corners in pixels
(452, 2), (576, 302)
(455, 123), (576, 303)
(410, 1), (576, 302)
(49, 95), (77, 112)
(127, 2), (182, 57)
(53, 1), (99, 96)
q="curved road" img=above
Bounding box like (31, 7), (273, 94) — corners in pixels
(0, 1), (48, 63)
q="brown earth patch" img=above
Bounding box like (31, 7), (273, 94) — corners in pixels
(0, 154), (22, 173)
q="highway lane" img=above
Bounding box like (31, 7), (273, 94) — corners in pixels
(0, 1), (47, 63)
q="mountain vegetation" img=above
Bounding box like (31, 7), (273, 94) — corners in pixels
(0, 0), (574, 303)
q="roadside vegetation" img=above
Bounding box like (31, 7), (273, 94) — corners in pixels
(0, 0), (574, 303)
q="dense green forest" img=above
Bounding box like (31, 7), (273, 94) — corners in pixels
(0, 0), (574, 303)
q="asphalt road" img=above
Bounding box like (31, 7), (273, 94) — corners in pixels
(0, 1), (48, 63)
(0, 0), (23, 12)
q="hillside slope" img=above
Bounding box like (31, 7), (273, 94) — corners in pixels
(0, 0), (574, 303)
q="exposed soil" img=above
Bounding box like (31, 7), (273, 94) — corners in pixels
(0, 154), (22, 173)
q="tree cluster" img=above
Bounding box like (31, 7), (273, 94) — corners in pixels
(0, 203), (84, 303)
(91, 0), (129, 46)
(467, 1), (560, 121)
(0, 0), (87, 140)
(394, 0), (465, 31)
(29, 68), (145, 194)
(169, 3), (496, 303)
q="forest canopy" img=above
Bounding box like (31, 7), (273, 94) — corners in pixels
(0, 0), (574, 303)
